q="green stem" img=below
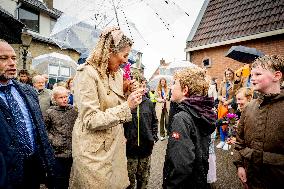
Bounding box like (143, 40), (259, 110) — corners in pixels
(137, 104), (140, 146)
(137, 75), (140, 146)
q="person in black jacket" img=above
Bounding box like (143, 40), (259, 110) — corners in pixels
(124, 77), (158, 189)
(18, 69), (33, 86)
(163, 67), (216, 189)
(0, 40), (56, 189)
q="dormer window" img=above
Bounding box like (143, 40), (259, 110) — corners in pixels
(18, 6), (39, 32)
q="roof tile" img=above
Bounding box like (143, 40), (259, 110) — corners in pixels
(187, 0), (284, 48)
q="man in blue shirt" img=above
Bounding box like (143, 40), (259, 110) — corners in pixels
(0, 39), (55, 189)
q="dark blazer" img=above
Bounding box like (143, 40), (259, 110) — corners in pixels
(0, 80), (55, 189)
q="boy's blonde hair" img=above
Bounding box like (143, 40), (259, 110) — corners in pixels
(174, 67), (209, 97)
(51, 86), (68, 105)
(235, 87), (254, 99)
(252, 55), (284, 82)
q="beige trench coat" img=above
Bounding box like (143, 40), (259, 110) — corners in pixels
(69, 64), (132, 189)
(155, 89), (170, 120)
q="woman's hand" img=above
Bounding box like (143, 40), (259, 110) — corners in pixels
(237, 167), (247, 183)
(127, 89), (143, 109)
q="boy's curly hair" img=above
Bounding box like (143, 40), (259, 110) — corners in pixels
(252, 55), (284, 81)
(174, 67), (209, 97)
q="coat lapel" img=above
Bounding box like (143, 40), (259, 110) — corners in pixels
(12, 80), (41, 125)
(0, 97), (9, 110)
(109, 71), (125, 98)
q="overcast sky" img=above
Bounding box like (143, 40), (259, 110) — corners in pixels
(54, 0), (205, 79)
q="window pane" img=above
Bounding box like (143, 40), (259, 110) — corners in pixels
(49, 65), (59, 76)
(50, 18), (56, 33)
(60, 67), (70, 77)
(19, 7), (39, 32)
(203, 59), (211, 67)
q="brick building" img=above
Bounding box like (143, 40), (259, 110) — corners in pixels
(149, 58), (170, 81)
(185, 0), (284, 82)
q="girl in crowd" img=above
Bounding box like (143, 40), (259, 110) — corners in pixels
(69, 27), (143, 189)
(66, 77), (74, 105)
(226, 87), (254, 145)
(235, 87), (253, 117)
(216, 68), (236, 150)
(155, 78), (170, 140)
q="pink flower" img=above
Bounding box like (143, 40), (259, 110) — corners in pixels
(123, 63), (131, 80)
(226, 113), (238, 119)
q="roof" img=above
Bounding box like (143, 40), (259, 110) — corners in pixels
(27, 30), (78, 53)
(186, 0), (284, 50)
(0, 6), (25, 44)
(19, 0), (62, 18)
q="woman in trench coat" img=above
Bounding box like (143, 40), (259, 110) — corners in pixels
(69, 27), (142, 189)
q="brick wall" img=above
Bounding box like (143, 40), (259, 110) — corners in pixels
(190, 34), (284, 85)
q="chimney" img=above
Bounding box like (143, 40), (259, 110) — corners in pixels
(160, 58), (165, 66)
(43, 0), (53, 9)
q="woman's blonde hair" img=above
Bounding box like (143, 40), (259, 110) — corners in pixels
(174, 67), (209, 97)
(86, 27), (133, 78)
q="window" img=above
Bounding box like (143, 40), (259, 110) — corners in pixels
(18, 6), (39, 32)
(48, 64), (71, 84)
(60, 67), (71, 77)
(50, 18), (56, 33)
(202, 58), (212, 68)
(48, 65), (59, 76)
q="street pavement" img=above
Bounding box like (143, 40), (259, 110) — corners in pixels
(147, 139), (243, 189)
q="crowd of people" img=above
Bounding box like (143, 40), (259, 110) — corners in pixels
(0, 26), (283, 189)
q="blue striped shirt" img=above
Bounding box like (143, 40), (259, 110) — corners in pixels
(0, 80), (35, 149)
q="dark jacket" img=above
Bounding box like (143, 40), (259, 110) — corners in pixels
(0, 80), (55, 189)
(44, 105), (78, 158)
(163, 96), (216, 189)
(124, 96), (158, 158)
(233, 89), (284, 188)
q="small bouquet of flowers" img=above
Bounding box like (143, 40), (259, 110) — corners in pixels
(225, 113), (238, 136)
(216, 113), (238, 145)
(123, 64), (142, 146)
(224, 113), (238, 145)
